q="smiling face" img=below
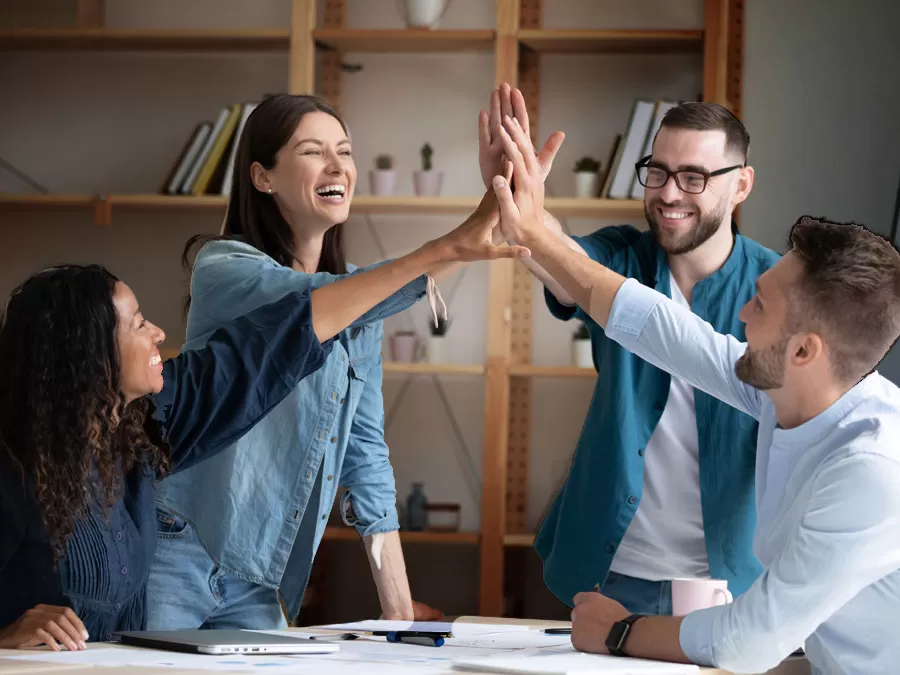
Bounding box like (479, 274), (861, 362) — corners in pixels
(112, 281), (166, 403)
(253, 111), (356, 228)
(734, 255), (805, 390)
(644, 127), (751, 255)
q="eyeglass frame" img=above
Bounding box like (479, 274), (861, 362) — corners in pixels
(634, 155), (745, 194)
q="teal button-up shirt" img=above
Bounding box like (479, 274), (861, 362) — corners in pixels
(534, 225), (780, 605)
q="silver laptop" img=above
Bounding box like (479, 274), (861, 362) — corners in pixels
(115, 629), (340, 655)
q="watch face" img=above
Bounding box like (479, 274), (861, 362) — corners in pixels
(606, 622), (629, 652)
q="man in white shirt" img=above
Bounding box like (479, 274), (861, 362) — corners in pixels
(490, 113), (900, 674)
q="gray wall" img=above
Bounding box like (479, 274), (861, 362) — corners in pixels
(741, 0), (900, 381)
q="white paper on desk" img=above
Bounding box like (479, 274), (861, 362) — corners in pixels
(452, 646), (700, 674)
(320, 619), (533, 638)
(447, 632), (573, 649)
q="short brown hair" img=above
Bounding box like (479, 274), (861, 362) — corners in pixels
(660, 102), (750, 163)
(787, 216), (900, 383)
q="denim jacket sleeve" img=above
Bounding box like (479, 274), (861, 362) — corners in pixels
(338, 324), (400, 537)
(152, 289), (332, 474)
(189, 241), (427, 335)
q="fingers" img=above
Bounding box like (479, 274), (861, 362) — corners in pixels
(503, 116), (539, 176)
(44, 620), (80, 652)
(489, 88), (501, 134)
(483, 243), (531, 260)
(495, 122), (530, 188)
(35, 628), (60, 652)
(537, 130), (566, 180)
(478, 109), (491, 150)
(511, 87), (530, 137)
(573, 592), (591, 606)
(64, 607), (89, 642)
(499, 83), (513, 126)
(504, 159), (513, 184)
(492, 175), (520, 225)
(55, 611), (88, 650)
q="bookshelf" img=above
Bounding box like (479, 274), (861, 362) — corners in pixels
(2, 0), (744, 619)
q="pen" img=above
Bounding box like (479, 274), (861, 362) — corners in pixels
(309, 632), (360, 641)
(542, 627), (572, 635)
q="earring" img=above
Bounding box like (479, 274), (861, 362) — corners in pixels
(267, 187), (273, 194)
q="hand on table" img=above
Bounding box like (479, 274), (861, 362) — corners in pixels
(0, 604), (89, 651)
(570, 591), (629, 655)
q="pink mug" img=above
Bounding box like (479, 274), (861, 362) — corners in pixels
(671, 578), (733, 616)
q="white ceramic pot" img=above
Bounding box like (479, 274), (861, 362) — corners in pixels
(574, 171), (599, 198)
(390, 332), (418, 363)
(370, 169), (397, 196)
(572, 338), (593, 368)
(428, 335), (447, 364)
(398, 0), (450, 29)
(413, 170), (444, 197)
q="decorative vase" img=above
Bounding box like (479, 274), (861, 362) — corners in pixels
(369, 169), (397, 196)
(574, 171), (599, 198)
(572, 338), (593, 368)
(413, 170), (444, 197)
(390, 331), (418, 363)
(406, 482), (428, 531)
(428, 335), (447, 364)
(397, 0), (451, 29)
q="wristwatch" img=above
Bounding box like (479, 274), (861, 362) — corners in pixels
(605, 614), (645, 656)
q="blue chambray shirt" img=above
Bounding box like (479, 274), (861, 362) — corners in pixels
(535, 226), (781, 604)
(154, 240), (427, 619)
(607, 278), (900, 675)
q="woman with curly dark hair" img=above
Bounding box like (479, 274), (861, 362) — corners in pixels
(0, 197), (524, 650)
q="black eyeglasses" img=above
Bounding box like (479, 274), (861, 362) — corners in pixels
(634, 155), (744, 194)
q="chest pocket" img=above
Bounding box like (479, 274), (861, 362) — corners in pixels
(344, 325), (380, 382)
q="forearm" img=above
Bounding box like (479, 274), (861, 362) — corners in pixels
(310, 243), (443, 342)
(625, 617), (692, 664)
(520, 228), (625, 328)
(364, 531), (414, 620)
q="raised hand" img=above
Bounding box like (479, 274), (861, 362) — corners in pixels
(432, 188), (531, 262)
(0, 604), (89, 651)
(490, 113), (549, 246)
(478, 83), (564, 191)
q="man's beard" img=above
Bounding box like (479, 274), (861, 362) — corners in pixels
(645, 197), (729, 255)
(735, 336), (789, 390)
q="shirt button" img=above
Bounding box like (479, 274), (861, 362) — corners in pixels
(305, 470), (312, 480)
(106, 633), (113, 641)
(121, 566), (128, 575)
(321, 514), (327, 521)
(340, 398), (345, 404)
(627, 496), (637, 505)
(330, 436), (337, 443)
(327, 475), (333, 481)
(115, 602), (122, 610)
(637, 448), (644, 457)
(115, 531), (123, 541)
(605, 544), (615, 554)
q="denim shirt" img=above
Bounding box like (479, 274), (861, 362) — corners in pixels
(154, 240), (427, 619)
(535, 226), (781, 605)
(0, 290), (329, 640)
(608, 279), (900, 675)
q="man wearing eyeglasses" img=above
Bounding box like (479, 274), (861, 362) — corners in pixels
(478, 87), (780, 616)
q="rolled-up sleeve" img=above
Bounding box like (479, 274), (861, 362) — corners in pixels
(605, 278), (763, 420)
(338, 328), (400, 537)
(680, 453), (900, 673)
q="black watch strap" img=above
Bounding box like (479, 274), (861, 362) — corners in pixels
(605, 614), (645, 657)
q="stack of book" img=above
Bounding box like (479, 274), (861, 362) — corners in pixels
(160, 101), (257, 197)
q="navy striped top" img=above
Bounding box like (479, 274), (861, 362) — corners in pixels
(0, 290), (330, 641)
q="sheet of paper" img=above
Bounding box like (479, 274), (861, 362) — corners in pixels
(446, 632), (573, 650)
(452, 647), (700, 674)
(319, 619), (533, 638)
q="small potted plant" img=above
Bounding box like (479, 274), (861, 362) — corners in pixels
(397, 0), (450, 29)
(370, 154), (397, 196)
(427, 315), (450, 364)
(572, 321), (593, 368)
(390, 330), (418, 363)
(413, 142), (444, 197)
(573, 156), (600, 198)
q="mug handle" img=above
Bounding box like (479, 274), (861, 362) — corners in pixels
(713, 588), (734, 605)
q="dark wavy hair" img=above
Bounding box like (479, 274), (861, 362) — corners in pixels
(0, 264), (170, 558)
(182, 93), (349, 292)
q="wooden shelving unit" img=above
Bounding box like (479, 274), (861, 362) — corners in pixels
(313, 28), (495, 53)
(517, 29), (703, 54)
(0, 28), (290, 51)
(6, 0), (744, 619)
(324, 527), (480, 545)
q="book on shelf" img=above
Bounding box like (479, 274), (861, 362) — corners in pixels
(160, 101), (258, 197)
